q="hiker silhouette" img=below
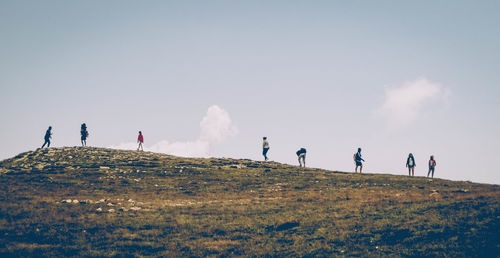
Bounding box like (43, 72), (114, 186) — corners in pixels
(296, 148), (306, 167)
(137, 131), (144, 151)
(354, 148), (365, 173)
(406, 153), (416, 176)
(427, 155), (436, 178)
(81, 123), (88, 147)
(41, 126), (52, 148)
(262, 137), (270, 161)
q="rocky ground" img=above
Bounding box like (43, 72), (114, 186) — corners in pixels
(0, 147), (499, 256)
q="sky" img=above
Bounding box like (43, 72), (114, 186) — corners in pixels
(1, 1), (499, 184)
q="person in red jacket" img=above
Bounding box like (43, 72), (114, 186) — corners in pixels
(427, 155), (436, 178)
(137, 131), (144, 151)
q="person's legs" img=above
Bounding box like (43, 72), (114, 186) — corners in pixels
(431, 168), (434, 178)
(298, 154), (305, 167)
(42, 140), (47, 148)
(427, 168), (431, 177)
(47, 140), (50, 148)
(302, 155), (306, 167)
(411, 167), (414, 176)
(360, 165), (363, 173)
(408, 168), (411, 176)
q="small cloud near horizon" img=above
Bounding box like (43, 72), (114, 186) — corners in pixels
(375, 77), (451, 128)
(110, 105), (238, 157)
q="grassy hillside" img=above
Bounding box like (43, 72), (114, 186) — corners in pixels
(0, 147), (499, 257)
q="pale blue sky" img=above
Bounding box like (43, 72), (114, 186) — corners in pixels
(1, 1), (499, 184)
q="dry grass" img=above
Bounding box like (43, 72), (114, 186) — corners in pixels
(0, 147), (499, 256)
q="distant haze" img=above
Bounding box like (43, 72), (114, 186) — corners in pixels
(1, 1), (499, 184)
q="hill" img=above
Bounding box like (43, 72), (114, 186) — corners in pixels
(0, 147), (499, 256)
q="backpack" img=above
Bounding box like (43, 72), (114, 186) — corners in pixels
(296, 148), (306, 156)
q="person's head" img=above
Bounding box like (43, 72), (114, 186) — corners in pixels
(409, 153), (413, 157)
(139, 131), (142, 134)
(430, 155), (434, 160)
(358, 148), (361, 152)
(263, 137), (267, 140)
(48, 126), (52, 130)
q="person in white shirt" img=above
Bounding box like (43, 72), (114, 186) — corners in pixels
(262, 137), (270, 161)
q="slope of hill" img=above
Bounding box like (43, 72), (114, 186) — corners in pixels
(0, 147), (499, 256)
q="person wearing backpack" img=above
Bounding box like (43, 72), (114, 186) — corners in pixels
(354, 148), (365, 173)
(80, 123), (88, 147)
(262, 137), (270, 161)
(406, 153), (416, 176)
(137, 131), (144, 151)
(427, 155), (436, 178)
(41, 126), (52, 148)
(296, 148), (307, 167)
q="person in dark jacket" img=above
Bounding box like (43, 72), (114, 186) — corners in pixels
(296, 148), (307, 167)
(81, 123), (88, 147)
(41, 126), (52, 148)
(406, 153), (416, 176)
(354, 148), (365, 173)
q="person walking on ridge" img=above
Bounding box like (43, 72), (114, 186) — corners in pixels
(427, 155), (436, 178)
(80, 123), (88, 147)
(406, 153), (416, 176)
(354, 148), (365, 173)
(262, 137), (270, 161)
(137, 131), (144, 151)
(41, 126), (52, 148)
(296, 148), (307, 167)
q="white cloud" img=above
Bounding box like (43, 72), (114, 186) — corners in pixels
(376, 78), (450, 128)
(110, 105), (238, 157)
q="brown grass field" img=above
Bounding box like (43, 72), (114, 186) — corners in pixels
(0, 147), (499, 257)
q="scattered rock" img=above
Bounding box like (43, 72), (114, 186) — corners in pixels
(96, 208), (102, 212)
(34, 164), (45, 170)
(275, 221), (300, 231)
(130, 207), (142, 211)
(108, 209), (115, 213)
